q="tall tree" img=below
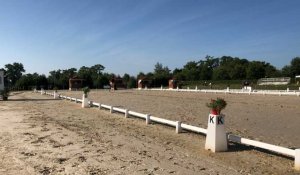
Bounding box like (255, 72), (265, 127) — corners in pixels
(90, 64), (105, 88)
(246, 61), (266, 79)
(153, 62), (171, 86)
(281, 65), (291, 77)
(4, 62), (25, 86)
(198, 56), (218, 80)
(181, 61), (199, 81)
(290, 57), (300, 77)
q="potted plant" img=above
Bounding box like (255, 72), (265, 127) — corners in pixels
(82, 87), (90, 98)
(206, 98), (227, 115)
(53, 87), (58, 92)
(0, 88), (10, 101)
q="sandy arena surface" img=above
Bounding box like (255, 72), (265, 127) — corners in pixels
(60, 89), (300, 148)
(0, 91), (299, 174)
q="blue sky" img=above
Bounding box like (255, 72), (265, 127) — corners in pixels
(0, 0), (299, 76)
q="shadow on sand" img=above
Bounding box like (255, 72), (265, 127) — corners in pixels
(228, 142), (294, 161)
(1, 98), (62, 102)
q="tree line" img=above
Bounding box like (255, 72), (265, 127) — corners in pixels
(138, 56), (300, 86)
(1, 63), (136, 90)
(1, 55), (300, 90)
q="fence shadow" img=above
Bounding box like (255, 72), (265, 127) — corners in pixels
(228, 142), (294, 161)
(2, 99), (61, 102)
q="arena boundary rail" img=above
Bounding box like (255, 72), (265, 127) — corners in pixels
(138, 87), (300, 97)
(36, 90), (300, 171)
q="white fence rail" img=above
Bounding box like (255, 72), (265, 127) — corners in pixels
(39, 90), (299, 170)
(139, 87), (300, 97)
(228, 134), (295, 157)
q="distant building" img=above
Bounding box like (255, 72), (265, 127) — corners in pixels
(69, 77), (84, 91)
(0, 70), (4, 90)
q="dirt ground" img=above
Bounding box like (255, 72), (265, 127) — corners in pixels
(0, 91), (299, 174)
(60, 89), (300, 148)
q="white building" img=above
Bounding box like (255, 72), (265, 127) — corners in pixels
(0, 70), (4, 90)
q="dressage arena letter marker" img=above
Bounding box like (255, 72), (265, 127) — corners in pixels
(205, 114), (228, 152)
(217, 116), (224, 125)
(209, 116), (214, 124)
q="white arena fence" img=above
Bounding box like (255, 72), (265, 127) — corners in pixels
(36, 90), (299, 170)
(138, 87), (300, 97)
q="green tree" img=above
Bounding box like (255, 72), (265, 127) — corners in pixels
(264, 63), (280, 78)
(213, 67), (230, 80)
(48, 69), (67, 89)
(137, 72), (145, 79)
(246, 61), (266, 79)
(153, 62), (170, 86)
(172, 68), (185, 80)
(15, 73), (48, 90)
(4, 62), (25, 86)
(198, 56), (218, 80)
(281, 65), (291, 77)
(127, 76), (137, 88)
(77, 66), (93, 87)
(90, 64), (105, 88)
(290, 57), (300, 77)
(181, 61), (199, 81)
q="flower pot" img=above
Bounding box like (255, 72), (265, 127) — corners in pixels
(210, 109), (219, 115)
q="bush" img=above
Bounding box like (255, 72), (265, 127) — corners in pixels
(82, 87), (90, 97)
(0, 88), (10, 100)
(206, 98), (227, 114)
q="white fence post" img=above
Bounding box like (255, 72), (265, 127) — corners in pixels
(110, 106), (114, 113)
(146, 114), (150, 125)
(82, 94), (89, 108)
(98, 103), (101, 110)
(54, 91), (59, 99)
(195, 86), (198, 90)
(296, 149), (300, 171)
(125, 109), (129, 118)
(176, 121), (182, 133)
(205, 114), (228, 152)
